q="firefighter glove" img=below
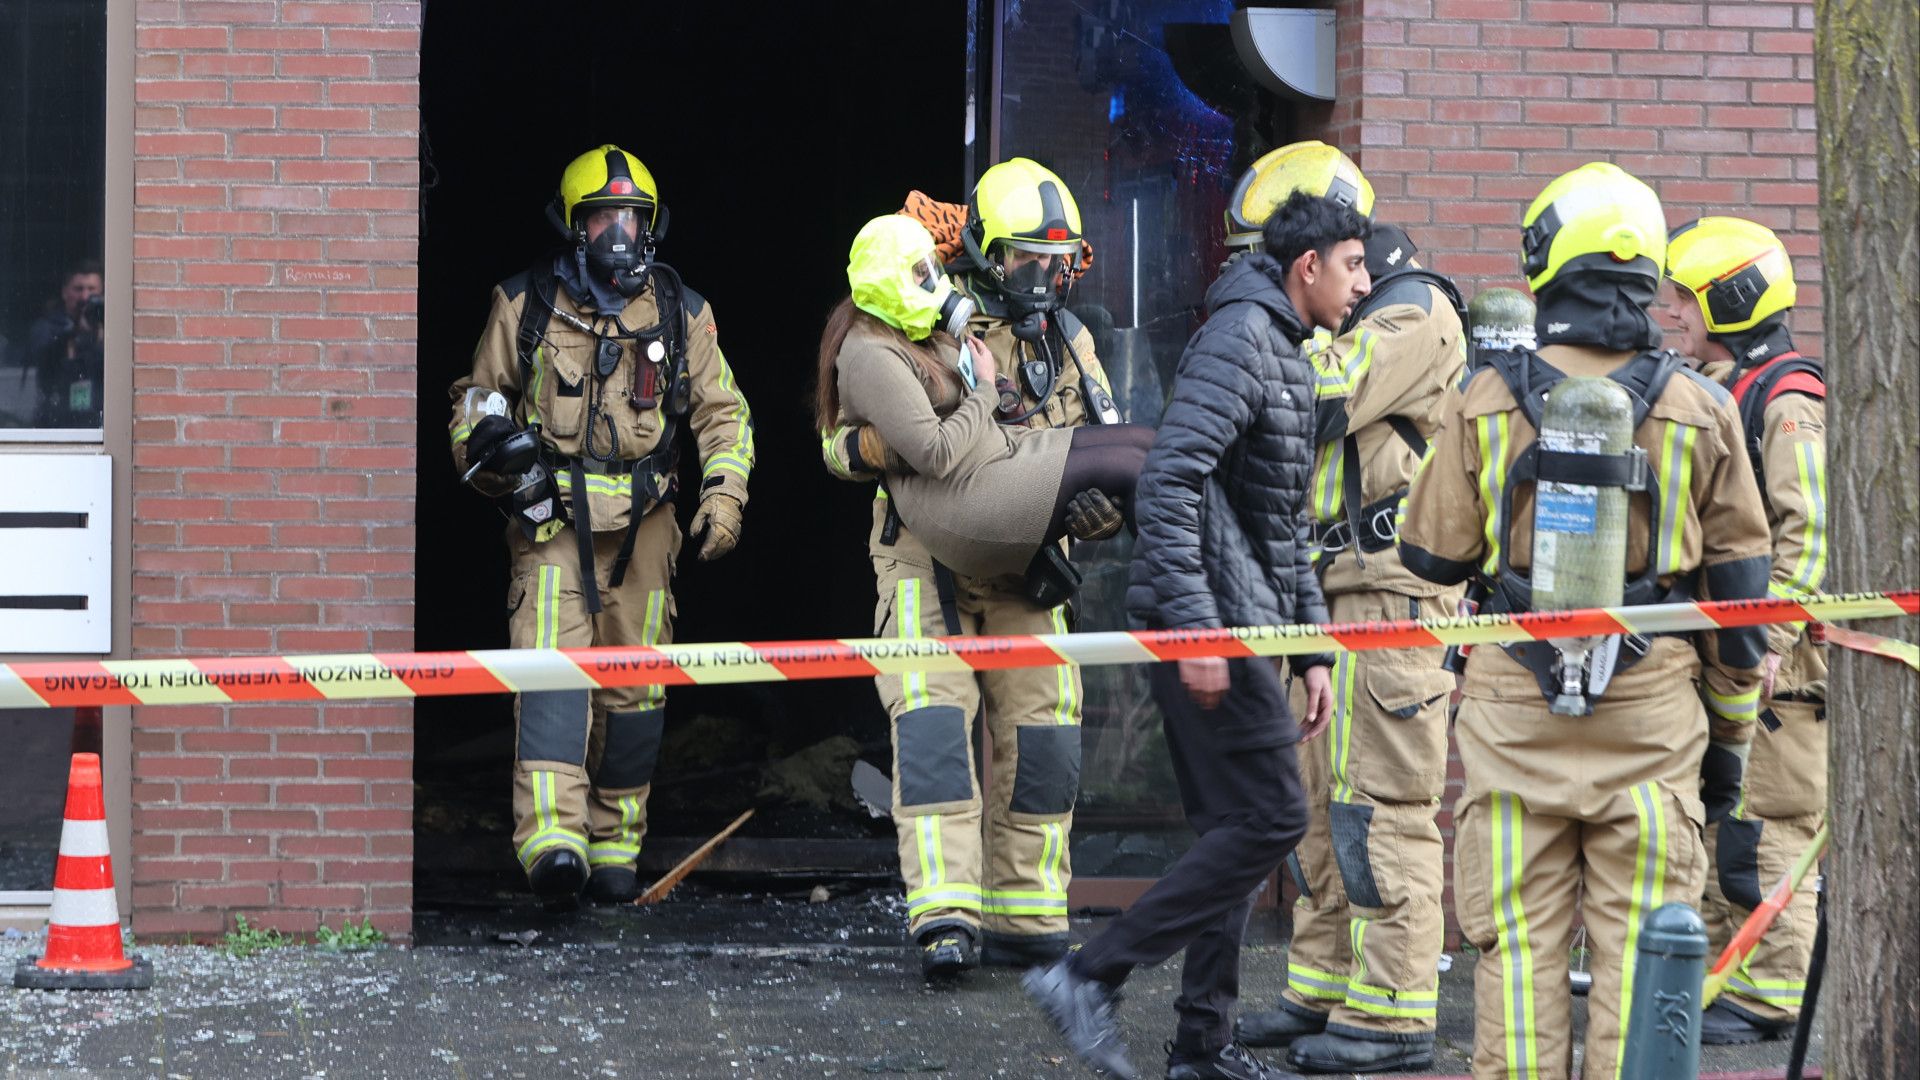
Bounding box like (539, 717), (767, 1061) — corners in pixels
(691, 491), (743, 561)
(1700, 737), (1750, 824)
(1063, 489), (1125, 541)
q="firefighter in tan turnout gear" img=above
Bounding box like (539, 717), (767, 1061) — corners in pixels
(819, 159), (1125, 980)
(449, 144), (754, 906)
(1397, 163), (1773, 1080)
(1217, 142), (1465, 1075)
(1666, 216), (1830, 1045)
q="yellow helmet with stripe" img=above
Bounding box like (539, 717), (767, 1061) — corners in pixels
(1520, 162), (1665, 293)
(1665, 216), (1796, 334)
(557, 144), (661, 234)
(1225, 141), (1374, 249)
(967, 157), (1083, 257)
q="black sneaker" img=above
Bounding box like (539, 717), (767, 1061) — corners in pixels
(527, 849), (588, 903)
(583, 865), (639, 904)
(1699, 1000), (1794, 1045)
(1286, 1030), (1434, 1074)
(981, 931), (1071, 968)
(1023, 958), (1139, 1079)
(918, 925), (979, 982)
(1166, 1040), (1299, 1080)
(1233, 1004), (1327, 1048)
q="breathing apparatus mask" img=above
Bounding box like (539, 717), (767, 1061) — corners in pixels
(581, 207), (652, 297)
(992, 247), (1071, 343)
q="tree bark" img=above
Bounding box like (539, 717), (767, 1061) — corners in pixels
(1816, 1), (1920, 1075)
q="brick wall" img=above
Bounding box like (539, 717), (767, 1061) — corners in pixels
(129, 0), (420, 940)
(1307, 0), (1823, 356)
(1301, 0), (1822, 946)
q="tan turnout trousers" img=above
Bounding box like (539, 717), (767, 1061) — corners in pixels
(871, 514), (1082, 946)
(507, 507), (680, 876)
(1281, 591), (1455, 1038)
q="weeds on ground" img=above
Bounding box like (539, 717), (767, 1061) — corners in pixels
(315, 917), (386, 952)
(220, 914), (294, 958)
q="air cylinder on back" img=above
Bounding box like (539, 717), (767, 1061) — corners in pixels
(1531, 376), (1633, 611)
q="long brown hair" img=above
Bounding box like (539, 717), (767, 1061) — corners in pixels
(812, 296), (960, 431)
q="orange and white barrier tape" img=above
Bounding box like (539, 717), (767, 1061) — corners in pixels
(1817, 623), (1920, 671)
(0, 591), (1911, 709)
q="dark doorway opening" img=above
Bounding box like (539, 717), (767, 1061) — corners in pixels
(415, 2), (966, 905)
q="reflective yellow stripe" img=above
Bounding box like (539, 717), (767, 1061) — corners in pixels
(1656, 421), (1698, 574)
(1706, 684), (1761, 724)
(640, 589), (667, 710)
(1615, 783), (1669, 1080)
(702, 348), (755, 481)
(555, 471), (636, 497)
(452, 421), (474, 444)
(534, 565), (560, 650)
(983, 887), (1069, 916)
(1728, 970), (1806, 1007)
(1476, 414), (1510, 576)
(516, 770), (586, 868)
(1786, 441), (1827, 594)
(1345, 976), (1440, 1020)
(820, 430), (847, 475)
(1312, 440), (1345, 522)
(1399, 441), (1438, 532)
(1036, 821), (1067, 896)
(898, 578), (927, 710)
(1330, 652), (1356, 803)
(917, 813), (943, 888)
(1348, 916), (1369, 992)
(527, 344), (545, 427)
(905, 882), (984, 916)
(1050, 606), (1078, 726)
(1287, 960), (1349, 1001)
(1491, 792), (1538, 1078)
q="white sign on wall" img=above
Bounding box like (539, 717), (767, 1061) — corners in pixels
(0, 454), (113, 654)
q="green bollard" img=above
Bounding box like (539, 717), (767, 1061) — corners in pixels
(1619, 902), (1707, 1079)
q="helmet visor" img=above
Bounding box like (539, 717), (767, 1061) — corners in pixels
(581, 206), (643, 244)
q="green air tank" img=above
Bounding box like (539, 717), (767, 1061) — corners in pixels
(1468, 287), (1537, 365)
(1531, 376), (1635, 714)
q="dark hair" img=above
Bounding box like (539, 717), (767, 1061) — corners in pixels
(812, 297), (957, 432)
(1261, 191), (1371, 274)
(62, 259), (103, 288)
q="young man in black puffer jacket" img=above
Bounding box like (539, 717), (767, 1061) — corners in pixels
(1025, 191), (1372, 1080)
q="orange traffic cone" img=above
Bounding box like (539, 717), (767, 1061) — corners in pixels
(14, 753), (152, 990)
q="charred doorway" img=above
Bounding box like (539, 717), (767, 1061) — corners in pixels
(415, 2), (966, 906)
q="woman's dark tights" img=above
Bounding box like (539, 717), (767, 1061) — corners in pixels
(1042, 423), (1156, 546)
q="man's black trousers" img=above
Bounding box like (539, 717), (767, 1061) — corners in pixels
(1069, 656), (1309, 1051)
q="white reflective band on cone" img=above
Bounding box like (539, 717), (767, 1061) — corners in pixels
(56, 819), (111, 859)
(49, 887), (121, 929)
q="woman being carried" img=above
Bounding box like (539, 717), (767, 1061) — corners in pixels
(816, 215), (1153, 580)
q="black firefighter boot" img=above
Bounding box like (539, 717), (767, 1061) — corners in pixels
(981, 931), (1072, 969)
(1287, 1029), (1435, 1074)
(917, 922), (979, 982)
(584, 864), (640, 904)
(527, 848), (588, 907)
(1233, 1002), (1327, 1048)
(1699, 1000), (1794, 1044)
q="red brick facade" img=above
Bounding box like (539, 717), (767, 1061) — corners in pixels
(1304, 0), (1822, 354)
(129, 0), (421, 939)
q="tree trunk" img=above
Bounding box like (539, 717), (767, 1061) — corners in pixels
(1816, 1), (1920, 1075)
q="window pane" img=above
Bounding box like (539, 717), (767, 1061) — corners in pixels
(0, 709), (78, 892)
(991, 0), (1267, 876)
(0, 0), (108, 434)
